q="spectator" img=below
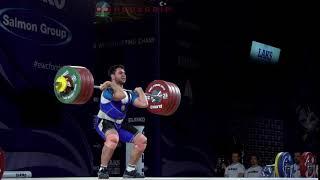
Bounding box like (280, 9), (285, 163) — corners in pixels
(291, 152), (301, 177)
(245, 154), (262, 177)
(224, 152), (245, 177)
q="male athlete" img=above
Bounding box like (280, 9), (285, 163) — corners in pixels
(96, 65), (148, 179)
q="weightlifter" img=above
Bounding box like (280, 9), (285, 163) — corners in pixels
(96, 65), (148, 179)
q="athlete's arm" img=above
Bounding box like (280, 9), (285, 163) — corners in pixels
(133, 87), (148, 108)
(100, 81), (126, 101)
(110, 82), (126, 101)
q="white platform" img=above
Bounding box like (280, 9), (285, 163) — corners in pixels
(1, 178), (317, 180)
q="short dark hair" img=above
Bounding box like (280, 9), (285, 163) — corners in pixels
(108, 64), (124, 77)
(250, 153), (259, 161)
(232, 152), (241, 157)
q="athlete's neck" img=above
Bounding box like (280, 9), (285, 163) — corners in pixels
(113, 81), (124, 88)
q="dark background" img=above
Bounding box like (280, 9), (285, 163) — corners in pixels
(0, 0), (320, 177)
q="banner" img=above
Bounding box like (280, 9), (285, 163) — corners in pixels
(250, 41), (281, 63)
(0, 0), (94, 177)
(0, 0), (93, 91)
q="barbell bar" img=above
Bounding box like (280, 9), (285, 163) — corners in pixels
(92, 85), (163, 98)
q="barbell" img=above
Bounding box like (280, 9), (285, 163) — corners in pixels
(261, 152), (317, 178)
(53, 66), (181, 116)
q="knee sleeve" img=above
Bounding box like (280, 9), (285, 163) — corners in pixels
(104, 133), (119, 149)
(134, 134), (147, 152)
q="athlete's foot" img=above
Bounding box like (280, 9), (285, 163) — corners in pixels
(123, 169), (145, 178)
(98, 167), (109, 179)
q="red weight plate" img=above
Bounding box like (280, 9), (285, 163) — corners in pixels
(164, 81), (178, 116)
(78, 67), (93, 104)
(85, 68), (95, 103)
(300, 152), (316, 177)
(171, 82), (181, 114)
(161, 81), (177, 116)
(146, 80), (173, 115)
(157, 81), (175, 116)
(81, 67), (94, 104)
(149, 80), (173, 116)
(76, 68), (90, 104)
(73, 67), (87, 104)
(168, 83), (180, 115)
(73, 67), (90, 104)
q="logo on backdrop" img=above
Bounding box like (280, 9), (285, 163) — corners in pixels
(127, 117), (146, 123)
(250, 41), (281, 63)
(40, 0), (66, 10)
(93, 37), (155, 48)
(95, 0), (173, 23)
(0, 8), (72, 46)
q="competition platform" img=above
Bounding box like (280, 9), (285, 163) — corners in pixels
(1, 178), (318, 180)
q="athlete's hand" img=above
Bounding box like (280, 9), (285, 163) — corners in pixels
(134, 87), (144, 94)
(100, 81), (112, 91)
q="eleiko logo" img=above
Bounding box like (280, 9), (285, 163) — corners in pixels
(0, 8), (72, 46)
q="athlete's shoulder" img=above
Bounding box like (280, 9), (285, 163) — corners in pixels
(124, 89), (138, 103)
(101, 88), (114, 100)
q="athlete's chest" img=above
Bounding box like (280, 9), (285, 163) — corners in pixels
(112, 91), (131, 106)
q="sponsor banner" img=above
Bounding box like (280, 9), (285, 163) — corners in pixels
(0, 0), (94, 177)
(0, 8), (72, 46)
(0, 0), (93, 91)
(250, 41), (281, 63)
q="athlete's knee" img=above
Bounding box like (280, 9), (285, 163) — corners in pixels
(104, 132), (119, 149)
(134, 134), (147, 152)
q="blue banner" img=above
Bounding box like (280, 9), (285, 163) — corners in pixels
(0, 0), (94, 177)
